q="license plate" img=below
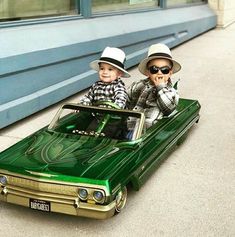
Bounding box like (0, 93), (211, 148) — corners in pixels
(29, 199), (51, 212)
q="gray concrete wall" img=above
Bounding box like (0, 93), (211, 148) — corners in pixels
(209, 0), (235, 27)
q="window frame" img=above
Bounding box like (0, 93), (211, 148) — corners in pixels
(90, 0), (207, 16)
(0, 0), (208, 28)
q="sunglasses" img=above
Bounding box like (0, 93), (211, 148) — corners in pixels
(148, 65), (171, 75)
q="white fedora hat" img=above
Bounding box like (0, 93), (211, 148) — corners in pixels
(90, 47), (130, 78)
(138, 43), (181, 76)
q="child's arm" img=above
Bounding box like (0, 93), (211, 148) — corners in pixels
(114, 81), (128, 109)
(126, 80), (146, 109)
(154, 85), (179, 116)
(80, 86), (94, 105)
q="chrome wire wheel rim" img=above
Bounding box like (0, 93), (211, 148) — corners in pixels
(115, 186), (127, 213)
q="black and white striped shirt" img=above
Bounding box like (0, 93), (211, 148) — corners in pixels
(80, 78), (127, 108)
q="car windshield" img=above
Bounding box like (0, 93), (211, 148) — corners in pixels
(48, 104), (144, 141)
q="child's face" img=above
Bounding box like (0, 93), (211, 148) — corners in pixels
(98, 63), (123, 83)
(146, 58), (173, 86)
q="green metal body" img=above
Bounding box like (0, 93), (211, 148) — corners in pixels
(0, 98), (200, 219)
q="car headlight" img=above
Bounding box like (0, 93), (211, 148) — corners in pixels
(0, 176), (7, 185)
(78, 188), (88, 200)
(93, 190), (104, 203)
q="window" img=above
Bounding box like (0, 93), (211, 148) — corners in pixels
(0, 0), (207, 23)
(92, 0), (160, 13)
(167, 0), (206, 7)
(0, 0), (77, 22)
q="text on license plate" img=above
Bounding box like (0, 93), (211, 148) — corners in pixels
(29, 199), (51, 212)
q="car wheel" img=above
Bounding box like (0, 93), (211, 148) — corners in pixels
(115, 186), (127, 213)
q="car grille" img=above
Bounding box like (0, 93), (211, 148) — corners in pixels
(7, 175), (78, 197)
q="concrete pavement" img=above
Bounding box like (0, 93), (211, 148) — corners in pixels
(0, 24), (235, 237)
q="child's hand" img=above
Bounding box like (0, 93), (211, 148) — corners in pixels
(152, 76), (167, 87)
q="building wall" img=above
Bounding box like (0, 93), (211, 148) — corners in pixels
(209, 0), (235, 27)
(0, 4), (216, 128)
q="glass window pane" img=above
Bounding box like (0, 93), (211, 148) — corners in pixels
(92, 0), (159, 14)
(0, 0), (78, 22)
(167, 0), (206, 7)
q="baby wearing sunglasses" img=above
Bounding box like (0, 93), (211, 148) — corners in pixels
(127, 43), (181, 129)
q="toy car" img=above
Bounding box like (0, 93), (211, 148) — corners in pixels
(0, 99), (200, 219)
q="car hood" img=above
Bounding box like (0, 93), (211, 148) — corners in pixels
(0, 130), (133, 181)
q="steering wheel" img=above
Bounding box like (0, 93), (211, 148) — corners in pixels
(94, 101), (121, 110)
(93, 101), (122, 134)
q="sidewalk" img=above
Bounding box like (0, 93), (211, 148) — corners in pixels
(0, 24), (235, 237)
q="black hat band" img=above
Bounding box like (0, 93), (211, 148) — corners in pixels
(100, 57), (125, 69)
(149, 52), (172, 59)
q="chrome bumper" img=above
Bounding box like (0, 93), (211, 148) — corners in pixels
(0, 192), (116, 219)
(0, 173), (116, 219)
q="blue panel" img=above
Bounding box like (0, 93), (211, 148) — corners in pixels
(0, 71), (97, 128)
(0, 5), (216, 128)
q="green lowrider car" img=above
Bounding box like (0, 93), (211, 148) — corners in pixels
(0, 98), (200, 219)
